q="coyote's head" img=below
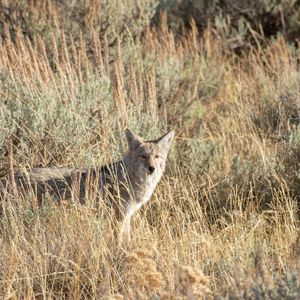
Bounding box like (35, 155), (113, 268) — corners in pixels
(124, 129), (174, 180)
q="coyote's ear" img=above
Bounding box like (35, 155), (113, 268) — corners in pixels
(155, 131), (175, 155)
(125, 128), (143, 150)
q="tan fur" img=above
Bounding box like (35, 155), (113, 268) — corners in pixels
(0, 129), (175, 246)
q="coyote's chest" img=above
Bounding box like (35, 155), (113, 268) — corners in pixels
(133, 171), (163, 204)
(124, 174), (161, 219)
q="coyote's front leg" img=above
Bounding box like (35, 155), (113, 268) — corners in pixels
(119, 214), (132, 247)
(118, 202), (143, 247)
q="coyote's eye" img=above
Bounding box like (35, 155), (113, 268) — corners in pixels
(155, 155), (160, 159)
(140, 155), (147, 159)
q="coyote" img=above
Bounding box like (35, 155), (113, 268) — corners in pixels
(1, 129), (174, 245)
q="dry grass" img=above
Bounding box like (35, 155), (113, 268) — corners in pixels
(0, 1), (300, 299)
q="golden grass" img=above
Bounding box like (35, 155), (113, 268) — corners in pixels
(0, 2), (300, 299)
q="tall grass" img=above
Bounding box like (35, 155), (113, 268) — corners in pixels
(0, 1), (300, 299)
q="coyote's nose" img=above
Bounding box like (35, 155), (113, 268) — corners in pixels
(148, 166), (155, 174)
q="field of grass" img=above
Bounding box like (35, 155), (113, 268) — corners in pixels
(1, 1), (300, 299)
